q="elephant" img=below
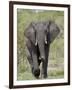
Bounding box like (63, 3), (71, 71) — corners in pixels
(24, 20), (60, 78)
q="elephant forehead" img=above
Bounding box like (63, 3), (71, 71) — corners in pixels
(36, 23), (46, 31)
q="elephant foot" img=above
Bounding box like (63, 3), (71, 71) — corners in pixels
(41, 74), (47, 79)
(33, 69), (40, 78)
(44, 75), (47, 78)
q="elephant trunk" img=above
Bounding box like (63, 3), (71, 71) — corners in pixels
(37, 34), (46, 62)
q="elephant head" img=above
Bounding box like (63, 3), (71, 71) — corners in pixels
(25, 21), (60, 62)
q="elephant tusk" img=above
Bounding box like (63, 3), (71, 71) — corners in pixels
(45, 36), (47, 44)
(35, 39), (37, 46)
(45, 40), (47, 44)
(35, 42), (37, 46)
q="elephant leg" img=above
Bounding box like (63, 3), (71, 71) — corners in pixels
(41, 44), (50, 78)
(26, 38), (40, 78)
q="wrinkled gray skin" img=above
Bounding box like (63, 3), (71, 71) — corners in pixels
(24, 21), (60, 78)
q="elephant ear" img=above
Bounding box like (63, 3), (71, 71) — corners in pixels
(47, 21), (60, 43)
(24, 22), (36, 45)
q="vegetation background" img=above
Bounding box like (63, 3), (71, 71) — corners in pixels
(17, 9), (64, 80)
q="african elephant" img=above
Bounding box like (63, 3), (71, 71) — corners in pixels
(24, 20), (60, 78)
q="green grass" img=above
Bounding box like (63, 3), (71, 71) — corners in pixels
(17, 72), (36, 80)
(17, 70), (64, 80)
(17, 9), (64, 80)
(48, 70), (64, 79)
